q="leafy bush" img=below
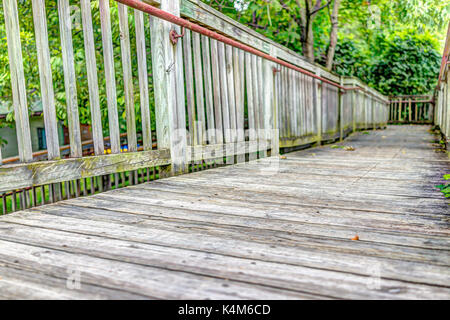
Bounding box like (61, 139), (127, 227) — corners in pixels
(436, 174), (450, 198)
(366, 30), (441, 95)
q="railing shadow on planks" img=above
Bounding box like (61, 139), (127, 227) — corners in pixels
(0, 0), (389, 214)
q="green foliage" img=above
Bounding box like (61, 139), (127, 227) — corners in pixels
(204, 0), (448, 95)
(436, 174), (450, 198)
(339, 30), (442, 95)
(0, 0), (156, 136)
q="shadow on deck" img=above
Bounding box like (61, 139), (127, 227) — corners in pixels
(0, 125), (449, 299)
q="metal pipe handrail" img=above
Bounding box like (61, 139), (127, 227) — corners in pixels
(115, 0), (371, 95)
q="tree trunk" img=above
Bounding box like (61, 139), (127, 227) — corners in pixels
(303, 17), (315, 62)
(326, 0), (340, 70)
(300, 0), (315, 63)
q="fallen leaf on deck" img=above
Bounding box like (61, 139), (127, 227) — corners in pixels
(351, 235), (359, 241)
(344, 146), (355, 151)
(280, 155), (287, 159)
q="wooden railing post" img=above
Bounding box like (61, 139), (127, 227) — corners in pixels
(150, 0), (187, 176)
(263, 46), (278, 156)
(446, 74), (450, 142)
(80, 0), (104, 156)
(352, 81), (357, 133)
(371, 96), (375, 129)
(315, 68), (322, 145)
(2, 0), (33, 162)
(58, 0), (82, 158)
(32, 0), (60, 160)
(339, 77), (344, 141)
(408, 98), (412, 122)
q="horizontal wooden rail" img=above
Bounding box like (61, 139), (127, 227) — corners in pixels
(0, 149), (170, 193)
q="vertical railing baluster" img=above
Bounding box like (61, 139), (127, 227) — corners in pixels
(99, 0), (121, 154)
(32, 0), (60, 160)
(193, 32), (206, 148)
(80, 0), (104, 155)
(2, 0), (33, 163)
(233, 48), (245, 163)
(58, 0), (82, 158)
(210, 39), (224, 165)
(218, 42), (232, 164)
(118, 3), (137, 153)
(245, 52), (257, 161)
(225, 45), (237, 163)
(134, 9), (153, 151)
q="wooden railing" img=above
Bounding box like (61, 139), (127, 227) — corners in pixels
(434, 22), (450, 146)
(388, 95), (434, 124)
(0, 0), (389, 214)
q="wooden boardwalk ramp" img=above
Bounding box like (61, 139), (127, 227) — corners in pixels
(0, 125), (449, 299)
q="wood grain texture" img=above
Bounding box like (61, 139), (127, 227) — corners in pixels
(57, 0), (82, 158)
(0, 125), (448, 299)
(245, 52), (257, 161)
(192, 32), (206, 146)
(134, 9), (152, 151)
(2, 0), (33, 162)
(80, 0), (103, 155)
(118, 4), (137, 152)
(0, 149), (170, 192)
(99, 0), (120, 154)
(200, 35), (216, 145)
(182, 29), (196, 147)
(31, 0), (59, 160)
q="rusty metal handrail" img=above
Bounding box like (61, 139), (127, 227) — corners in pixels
(115, 0), (360, 93)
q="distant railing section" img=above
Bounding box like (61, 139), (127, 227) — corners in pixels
(0, 0), (389, 215)
(434, 22), (450, 146)
(388, 95), (434, 124)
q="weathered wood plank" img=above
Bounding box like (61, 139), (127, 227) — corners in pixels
(118, 3), (137, 152)
(218, 42), (232, 164)
(0, 239), (310, 299)
(256, 56), (267, 157)
(0, 149), (171, 192)
(2, 0), (33, 162)
(31, 0), (59, 160)
(245, 52), (257, 161)
(233, 47), (245, 163)
(182, 29), (196, 147)
(57, 0), (82, 158)
(1, 220), (447, 299)
(149, 1), (187, 175)
(225, 44), (237, 155)
(5, 203), (450, 291)
(134, 9), (152, 151)
(200, 35), (216, 145)
(209, 38), (223, 147)
(192, 32), (206, 146)
(99, 0), (120, 154)
(80, 0), (103, 155)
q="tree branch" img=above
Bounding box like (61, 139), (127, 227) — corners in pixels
(310, 0), (332, 16)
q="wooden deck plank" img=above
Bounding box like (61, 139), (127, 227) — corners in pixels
(0, 222), (447, 299)
(2, 205), (449, 289)
(0, 125), (448, 299)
